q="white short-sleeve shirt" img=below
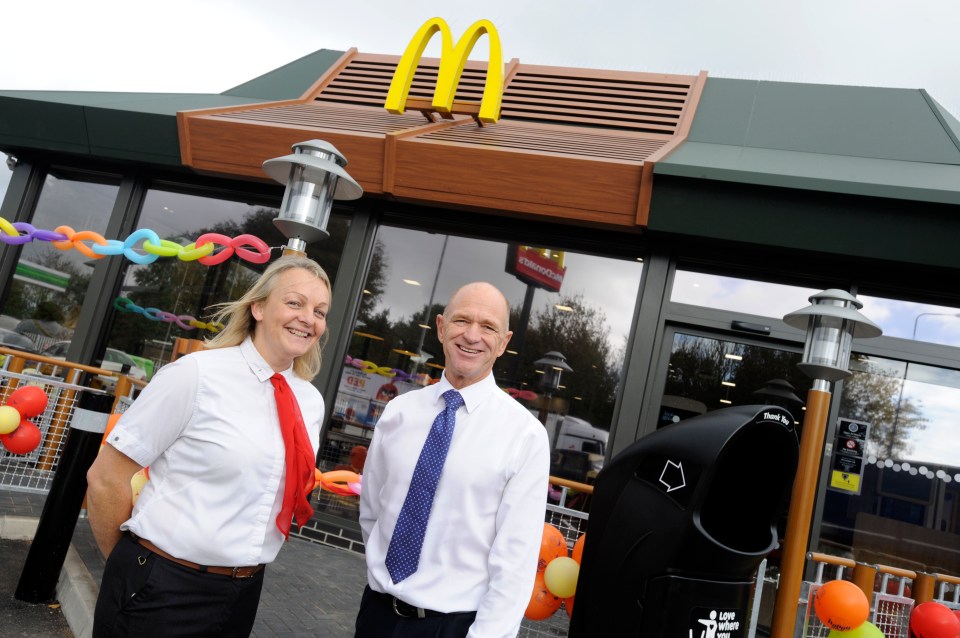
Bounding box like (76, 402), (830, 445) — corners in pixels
(107, 337), (324, 566)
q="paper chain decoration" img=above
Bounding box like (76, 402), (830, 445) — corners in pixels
(0, 217), (272, 266)
(113, 297), (224, 334)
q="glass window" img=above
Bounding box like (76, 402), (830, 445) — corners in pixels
(671, 270), (820, 320)
(821, 355), (960, 575)
(857, 295), (960, 346)
(0, 155), (11, 204)
(102, 186), (350, 378)
(318, 225), (644, 522)
(0, 170), (120, 354)
(660, 332), (809, 426)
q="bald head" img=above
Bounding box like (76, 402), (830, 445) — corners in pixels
(437, 282), (513, 389)
(444, 282), (510, 327)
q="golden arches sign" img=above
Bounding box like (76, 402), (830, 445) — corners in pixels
(385, 17), (503, 124)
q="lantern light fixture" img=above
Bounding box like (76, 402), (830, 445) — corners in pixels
(262, 139), (363, 254)
(782, 289), (881, 383)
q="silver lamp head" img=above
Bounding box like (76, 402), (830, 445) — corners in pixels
(262, 140), (363, 247)
(783, 289), (881, 382)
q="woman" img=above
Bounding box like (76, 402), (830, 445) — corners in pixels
(86, 254), (331, 637)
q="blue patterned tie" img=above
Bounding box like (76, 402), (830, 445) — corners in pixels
(385, 389), (464, 584)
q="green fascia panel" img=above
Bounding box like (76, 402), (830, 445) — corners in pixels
(85, 109), (182, 165)
(689, 78), (960, 164)
(0, 97), (89, 147)
(656, 142), (960, 206)
(223, 49), (345, 100)
(0, 90), (265, 114)
(0, 92), (267, 165)
(647, 176), (960, 270)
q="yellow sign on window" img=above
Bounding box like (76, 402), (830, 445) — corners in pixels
(830, 469), (860, 493)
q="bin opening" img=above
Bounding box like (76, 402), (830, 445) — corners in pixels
(699, 424), (795, 553)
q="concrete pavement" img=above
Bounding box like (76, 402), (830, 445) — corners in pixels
(0, 489), (369, 638)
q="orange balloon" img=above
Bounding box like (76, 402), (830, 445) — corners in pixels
(813, 579), (870, 632)
(572, 533), (586, 564)
(564, 596), (575, 619)
(524, 571), (562, 621)
(538, 523), (567, 572)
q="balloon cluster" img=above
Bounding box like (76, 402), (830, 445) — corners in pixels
(816, 579), (960, 638)
(0, 217), (272, 266)
(0, 385), (48, 455)
(113, 297), (224, 334)
(524, 524), (585, 621)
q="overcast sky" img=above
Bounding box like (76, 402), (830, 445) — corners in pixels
(1, 0), (958, 117)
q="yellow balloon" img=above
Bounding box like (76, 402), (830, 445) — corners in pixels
(544, 556), (580, 599)
(130, 469), (149, 506)
(0, 405), (21, 434)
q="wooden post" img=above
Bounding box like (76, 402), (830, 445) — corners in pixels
(771, 387), (833, 638)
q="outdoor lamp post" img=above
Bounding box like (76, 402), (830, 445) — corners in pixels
(534, 351), (572, 425)
(771, 289), (881, 638)
(262, 140), (363, 256)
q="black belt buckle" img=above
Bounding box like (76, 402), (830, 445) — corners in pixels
(392, 597), (426, 619)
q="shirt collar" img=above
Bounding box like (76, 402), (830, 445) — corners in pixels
(434, 371), (498, 413)
(240, 336), (293, 383)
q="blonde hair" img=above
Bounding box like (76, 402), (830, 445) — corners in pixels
(205, 255), (331, 379)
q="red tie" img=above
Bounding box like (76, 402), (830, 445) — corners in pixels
(270, 373), (315, 539)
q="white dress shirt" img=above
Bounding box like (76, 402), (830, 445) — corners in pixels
(106, 337), (324, 566)
(360, 372), (550, 638)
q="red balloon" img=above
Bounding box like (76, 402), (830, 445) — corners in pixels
(564, 595), (575, 619)
(538, 523), (567, 572)
(910, 601), (960, 638)
(572, 533), (586, 564)
(0, 420), (42, 455)
(813, 579), (870, 632)
(524, 571), (562, 621)
(7, 385), (48, 419)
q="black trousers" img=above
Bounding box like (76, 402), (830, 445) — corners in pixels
(93, 533), (265, 638)
(354, 585), (478, 638)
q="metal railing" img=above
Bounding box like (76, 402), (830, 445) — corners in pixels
(0, 347), (142, 493)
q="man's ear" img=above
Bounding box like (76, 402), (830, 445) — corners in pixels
(435, 313), (445, 342)
(497, 330), (514, 357)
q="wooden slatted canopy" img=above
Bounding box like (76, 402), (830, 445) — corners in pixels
(178, 50), (706, 229)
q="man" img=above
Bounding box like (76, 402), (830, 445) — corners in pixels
(356, 282), (550, 638)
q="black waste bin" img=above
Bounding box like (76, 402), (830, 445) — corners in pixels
(568, 404), (799, 638)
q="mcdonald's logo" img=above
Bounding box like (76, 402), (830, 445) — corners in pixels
(385, 17), (503, 124)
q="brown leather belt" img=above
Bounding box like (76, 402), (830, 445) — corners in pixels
(129, 533), (265, 579)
